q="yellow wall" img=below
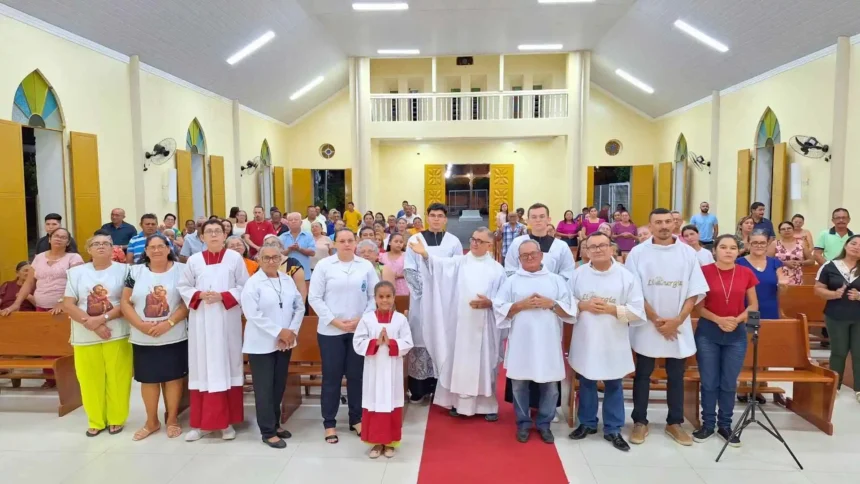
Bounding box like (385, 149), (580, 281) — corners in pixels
(370, 58), (433, 93)
(374, 137), (568, 219)
(503, 54), (567, 90)
(285, 89), (354, 172)
(238, 109), (289, 210)
(654, 100), (712, 217)
(587, 87), (658, 169)
(843, 45), (860, 221)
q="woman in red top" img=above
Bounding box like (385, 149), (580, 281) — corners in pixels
(0, 262), (35, 311)
(692, 234), (759, 447)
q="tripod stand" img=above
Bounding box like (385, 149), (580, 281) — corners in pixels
(715, 321), (803, 469)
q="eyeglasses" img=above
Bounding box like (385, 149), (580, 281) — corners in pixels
(260, 256), (281, 263)
(586, 243), (611, 251)
(750, 242), (768, 247)
(52, 235), (69, 241)
(470, 238), (491, 245)
(147, 245), (167, 251)
(519, 252), (541, 261)
(203, 230), (223, 235)
(90, 242), (112, 248)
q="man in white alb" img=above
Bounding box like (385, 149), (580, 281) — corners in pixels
(404, 203), (463, 402)
(624, 208), (709, 447)
(410, 228), (507, 421)
(493, 240), (575, 444)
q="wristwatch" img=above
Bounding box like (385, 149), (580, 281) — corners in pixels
(103, 314), (110, 322)
(167, 319), (176, 328)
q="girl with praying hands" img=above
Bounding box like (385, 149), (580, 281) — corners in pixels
(353, 281), (413, 459)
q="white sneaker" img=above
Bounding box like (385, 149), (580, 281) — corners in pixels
(222, 425), (236, 440)
(185, 428), (210, 442)
(552, 407), (562, 423)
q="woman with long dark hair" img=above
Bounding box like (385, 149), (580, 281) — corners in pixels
(768, 221), (811, 285)
(555, 210), (579, 248)
(495, 202), (510, 231)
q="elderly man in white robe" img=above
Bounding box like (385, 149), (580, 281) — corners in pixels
(624, 208), (709, 447)
(493, 240), (575, 444)
(409, 227), (506, 421)
(404, 203), (463, 403)
(568, 233), (646, 452)
(178, 219), (249, 442)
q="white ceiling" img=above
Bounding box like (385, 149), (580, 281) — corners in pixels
(4, 0), (860, 122)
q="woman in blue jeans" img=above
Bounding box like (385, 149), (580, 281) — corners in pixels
(693, 234), (759, 447)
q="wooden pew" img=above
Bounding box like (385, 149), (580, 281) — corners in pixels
(780, 284), (827, 346)
(0, 312), (82, 416)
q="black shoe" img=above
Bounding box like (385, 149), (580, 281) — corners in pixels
(717, 427), (741, 448)
(262, 437), (287, 449)
(537, 428), (555, 444)
(516, 429), (530, 443)
(692, 427), (714, 443)
(737, 394), (749, 403)
(276, 429), (292, 439)
(568, 425), (597, 440)
(604, 433), (630, 452)
(449, 408), (460, 417)
(484, 413), (499, 422)
(755, 394), (767, 405)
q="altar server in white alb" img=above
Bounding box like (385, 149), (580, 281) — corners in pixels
(567, 233), (646, 452)
(493, 240), (575, 444)
(409, 228), (507, 420)
(178, 219), (249, 442)
(624, 208), (709, 447)
(353, 281), (413, 459)
(404, 203), (463, 403)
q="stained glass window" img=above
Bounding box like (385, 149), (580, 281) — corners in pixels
(755, 108), (781, 148)
(261, 139), (271, 166)
(675, 134), (688, 163)
(12, 70), (64, 130)
(186, 118), (207, 155)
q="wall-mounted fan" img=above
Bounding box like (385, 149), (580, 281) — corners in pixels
(240, 157), (260, 176)
(144, 138), (176, 171)
(688, 151), (711, 173)
(789, 135), (830, 161)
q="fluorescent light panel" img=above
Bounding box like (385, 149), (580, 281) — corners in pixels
(615, 69), (654, 94)
(518, 44), (563, 51)
(538, 0), (596, 4)
(674, 19), (729, 53)
(377, 49), (420, 55)
(353, 2), (408, 11)
(226, 31), (275, 65)
(290, 76), (325, 101)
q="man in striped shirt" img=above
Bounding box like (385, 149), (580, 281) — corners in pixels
(126, 213), (173, 263)
(496, 212), (526, 259)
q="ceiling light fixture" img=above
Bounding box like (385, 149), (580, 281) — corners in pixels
(352, 2), (409, 11)
(226, 31), (275, 65)
(290, 76), (325, 101)
(538, 0), (596, 4)
(377, 49), (420, 55)
(674, 19), (729, 53)
(517, 44), (563, 51)
(615, 69), (654, 94)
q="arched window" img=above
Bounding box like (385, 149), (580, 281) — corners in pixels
(11, 70), (64, 130)
(753, 108), (781, 219)
(186, 118), (207, 155)
(259, 139), (273, 209)
(673, 134), (688, 213)
(261, 139), (271, 164)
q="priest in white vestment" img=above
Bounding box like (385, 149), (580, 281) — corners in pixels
(493, 240), (575, 444)
(623, 209), (709, 447)
(409, 228), (507, 420)
(178, 220), (249, 441)
(404, 203), (463, 402)
(567, 233), (646, 452)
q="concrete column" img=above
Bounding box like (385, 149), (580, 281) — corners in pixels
(830, 36), (850, 211)
(566, 51), (589, 210)
(709, 90), (720, 209)
(127, 55), (146, 218)
(355, 58), (372, 211)
(232, 100), (243, 207)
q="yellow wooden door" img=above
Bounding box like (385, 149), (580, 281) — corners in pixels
(489, 164), (514, 231)
(630, 165), (654, 226)
(69, 132), (102, 262)
(344, 169), (353, 206)
(208, 155), (226, 218)
(771, 142), (788, 224)
(656, 162), (673, 210)
(424, 165), (446, 211)
(0, 120), (27, 281)
(291, 169), (313, 212)
(273, 166), (286, 211)
(736, 149), (752, 222)
(586, 166), (594, 208)
(176, 150), (194, 224)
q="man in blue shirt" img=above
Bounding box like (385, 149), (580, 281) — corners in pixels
(279, 212), (316, 281)
(750, 202), (775, 239)
(396, 200), (409, 219)
(101, 208), (138, 249)
(689, 201), (719, 249)
(126, 213), (172, 263)
(179, 216), (207, 262)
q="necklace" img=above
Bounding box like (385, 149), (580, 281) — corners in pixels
(266, 275), (283, 308)
(717, 265), (736, 306)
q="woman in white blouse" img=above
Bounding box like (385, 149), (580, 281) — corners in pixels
(232, 210), (248, 238)
(309, 228), (379, 444)
(241, 245), (305, 449)
(310, 222), (333, 271)
(63, 231), (132, 437)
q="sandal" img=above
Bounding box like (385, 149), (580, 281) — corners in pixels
(86, 428), (104, 437)
(383, 446), (396, 458)
(349, 424), (362, 437)
(324, 430), (338, 444)
(133, 425), (160, 441)
(369, 445), (383, 459)
(167, 424), (182, 439)
(108, 425), (124, 435)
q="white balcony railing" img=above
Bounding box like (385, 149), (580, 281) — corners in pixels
(370, 89), (568, 122)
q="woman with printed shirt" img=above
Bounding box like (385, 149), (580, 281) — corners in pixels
(241, 245), (305, 449)
(121, 233), (190, 441)
(309, 228), (379, 444)
(63, 232), (132, 437)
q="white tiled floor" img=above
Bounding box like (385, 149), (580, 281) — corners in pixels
(0, 381), (858, 484)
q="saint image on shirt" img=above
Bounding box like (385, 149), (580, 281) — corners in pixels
(144, 285), (170, 318)
(86, 284), (114, 316)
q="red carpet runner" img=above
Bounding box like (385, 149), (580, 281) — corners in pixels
(417, 369), (568, 484)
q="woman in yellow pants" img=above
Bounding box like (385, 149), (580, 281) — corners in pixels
(63, 232), (133, 436)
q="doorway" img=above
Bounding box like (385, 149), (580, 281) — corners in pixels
(444, 164), (490, 217)
(21, 126), (66, 256)
(591, 166), (631, 211)
(312, 169), (346, 213)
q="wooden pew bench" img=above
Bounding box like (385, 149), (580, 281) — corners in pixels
(0, 312), (82, 416)
(780, 284), (827, 348)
